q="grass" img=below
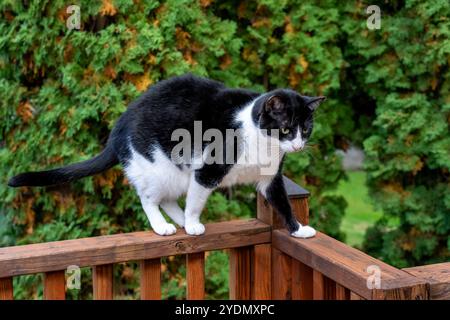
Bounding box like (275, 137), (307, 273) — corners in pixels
(333, 171), (383, 247)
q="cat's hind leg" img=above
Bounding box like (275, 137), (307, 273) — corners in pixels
(139, 196), (177, 236)
(160, 201), (185, 227)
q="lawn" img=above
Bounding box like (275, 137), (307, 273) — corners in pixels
(333, 171), (383, 247)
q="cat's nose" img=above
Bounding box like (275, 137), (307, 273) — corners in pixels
(292, 142), (304, 151)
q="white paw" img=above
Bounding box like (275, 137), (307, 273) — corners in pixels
(291, 225), (316, 238)
(153, 223), (177, 236)
(185, 223), (206, 236)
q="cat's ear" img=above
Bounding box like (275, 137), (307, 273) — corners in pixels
(264, 95), (285, 113)
(304, 96), (326, 111)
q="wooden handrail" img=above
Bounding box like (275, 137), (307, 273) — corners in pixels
(272, 229), (429, 299)
(0, 219), (270, 278)
(0, 175), (447, 300)
(404, 263), (450, 300)
(258, 175), (440, 300)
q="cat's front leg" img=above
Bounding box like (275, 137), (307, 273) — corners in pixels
(259, 174), (316, 238)
(184, 174), (214, 235)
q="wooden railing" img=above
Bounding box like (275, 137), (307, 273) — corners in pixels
(0, 177), (448, 300)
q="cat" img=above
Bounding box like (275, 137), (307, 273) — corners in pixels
(8, 74), (326, 238)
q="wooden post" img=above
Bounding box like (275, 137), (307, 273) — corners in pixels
(229, 246), (252, 299)
(0, 277), (13, 300)
(313, 270), (325, 300)
(93, 264), (114, 300)
(140, 258), (161, 300)
(313, 270), (337, 300)
(324, 277), (337, 300)
(292, 259), (313, 299)
(187, 252), (205, 300)
(43, 271), (66, 300)
(257, 176), (311, 300)
(336, 283), (351, 300)
(252, 244), (271, 299)
(272, 247), (292, 299)
(284, 177), (314, 300)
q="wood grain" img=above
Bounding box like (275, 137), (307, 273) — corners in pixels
(291, 259), (313, 300)
(186, 252), (205, 300)
(273, 230), (428, 300)
(257, 177), (310, 301)
(272, 247), (291, 299)
(372, 282), (429, 300)
(140, 258), (161, 300)
(336, 283), (351, 300)
(404, 262), (450, 300)
(229, 246), (252, 299)
(0, 219), (270, 278)
(324, 276), (337, 299)
(252, 244), (271, 299)
(44, 270), (65, 300)
(0, 277), (13, 300)
(290, 198), (309, 226)
(257, 193), (283, 229)
(313, 270), (325, 300)
(93, 264), (113, 300)
(350, 291), (365, 300)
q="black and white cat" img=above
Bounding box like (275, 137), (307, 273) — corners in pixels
(8, 74), (325, 238)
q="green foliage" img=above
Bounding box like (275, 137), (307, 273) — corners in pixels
(341, 1), (450, 267)
(0, 0), (448, 298)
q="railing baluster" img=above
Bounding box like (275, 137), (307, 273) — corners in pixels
(313, 270), (337, 300)
(229, 246), (252, 299)
(313, 270), (325, 299)
(291, 259), (313, 299)
(44, 271), (65, 300)
(324, 277), (337, 299)
(252, 244), (271, 299)
(0, 277), (13, 300)
(140, 259), (161, 300)
(186, 252), (205, 300)
(93, 264), (113, 300)
(272, 248), (292, 299)
(336, 283), (351, 300)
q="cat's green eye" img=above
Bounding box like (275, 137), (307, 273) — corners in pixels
(281, 128), (290, 134)
(302, 128), (308, 135)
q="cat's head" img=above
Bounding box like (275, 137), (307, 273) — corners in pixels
(254, 89), (326, 153)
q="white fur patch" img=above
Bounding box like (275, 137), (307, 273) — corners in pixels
(280, 126), (306, 153)
(125, 145), (191, 203)
(224, 101), (283, 185)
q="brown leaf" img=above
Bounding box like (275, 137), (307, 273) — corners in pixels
(175, 27), (191, 50)
(25, 198), (35, 235)
(252, 17), (271, 28)
(183, 51), (197, 66)
(99, 0), (117, 16)
(285, 16), (294, 34)
(220, 54), (232, 70)
(199, 0), (213, 7)
(104, 64), (117, 79)
(16, 101), (35, 123)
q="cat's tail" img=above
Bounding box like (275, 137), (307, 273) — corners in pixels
(8, 144), (119, 187)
